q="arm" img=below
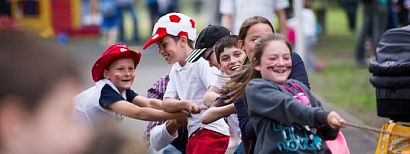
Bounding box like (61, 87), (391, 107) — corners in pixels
(201, 104), (236, 124)
(162, 98), (199, 114)
(291, 80), (343, 139)
(273, 0), (290, 35)
(275, 9), (288, 35)
(109, 100), (188, 121)
(234, 98), (256, 140)
(150, 118), (187, 151)
(289, 52), (310, 89)
(221, 14), (234, 31)
(203, 86), (220, 107)
(219, 0), (234, 31)
(245, 79), (328, 127)
(132, 96), (162, 109)
(100, 85), (179, 121)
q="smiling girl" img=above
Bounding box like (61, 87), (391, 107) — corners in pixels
(225, 34), (346, 153)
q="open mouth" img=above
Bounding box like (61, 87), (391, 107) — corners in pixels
(122, 79), (131, 82)
(229, 65), (240, 71)
(268, 66), (287, 74)
(163, 55), (169, 61)
(161, 53), (170, 61)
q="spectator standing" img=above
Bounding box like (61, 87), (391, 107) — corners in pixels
(219, 0), (289, 35)
(355, 0), (389, 66)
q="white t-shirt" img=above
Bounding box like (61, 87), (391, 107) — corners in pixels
(74, 79), (127, 127)
(219, 0), (289, 34)
(149, 123), (178, 151)
(215, 72), (242, 150)
(164, 58), (230, 136)
(287, 8), (317, 38)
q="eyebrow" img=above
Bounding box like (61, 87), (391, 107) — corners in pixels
(265, 53), (290, 56)
(233, 49), (243, 53)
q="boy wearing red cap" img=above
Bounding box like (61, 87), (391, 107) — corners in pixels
(143, 13), (230, 154)
(74, 44), (188, 127)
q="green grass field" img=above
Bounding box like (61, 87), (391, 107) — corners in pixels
(308, 8), (383, 126)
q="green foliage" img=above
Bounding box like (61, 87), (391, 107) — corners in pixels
(311, 0), (341, 9)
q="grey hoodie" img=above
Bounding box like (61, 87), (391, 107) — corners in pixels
(245, 78), (337, 154)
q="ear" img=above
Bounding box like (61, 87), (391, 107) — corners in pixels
(254, 65), (261, 71)
(237, 40), (244, 49)
(103, 69), (110, 79)
(179, 36), (188, 47)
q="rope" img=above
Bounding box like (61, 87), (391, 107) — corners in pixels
(346, 122), (410, 139)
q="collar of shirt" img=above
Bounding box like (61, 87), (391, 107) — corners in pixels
(174, 61), (193, 71)
(100, 79), (127, 99)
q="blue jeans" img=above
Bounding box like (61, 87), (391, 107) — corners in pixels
(355, 2), (388, 64)
(234, 142), (244, 154)
(304, 36), (318, 73)
(117, 4), (140, 43)
(149, 144), (182, 154)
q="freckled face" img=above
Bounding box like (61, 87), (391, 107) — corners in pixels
(254, 41), (292, 84)
(104, 58), (135, 93)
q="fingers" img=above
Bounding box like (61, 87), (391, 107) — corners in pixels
(190, 103), (200, 114)
(181, 110), (190, 117)
(184, 101), (200, 114)
(174, 117), (187, 127)
(168, 118), (187, 128)
(327, 111), (347, 129)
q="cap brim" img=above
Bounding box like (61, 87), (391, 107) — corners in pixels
(143, 30), (167, 50)
(186, 48), (207, 63)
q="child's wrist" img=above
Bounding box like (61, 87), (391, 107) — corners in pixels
(165, 120), (179, 134)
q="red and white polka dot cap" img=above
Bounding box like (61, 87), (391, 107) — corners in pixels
(143, 12), (196, 49)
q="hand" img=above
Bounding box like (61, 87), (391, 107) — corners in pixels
(172, 117), (187, 128)
(184, 100), (200, 114)
(165, 117), (187, 135)
(327, 111), (346, 129)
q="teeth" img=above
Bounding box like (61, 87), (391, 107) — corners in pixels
(274, 70), (285, 73)
(230, 65), (239, 71)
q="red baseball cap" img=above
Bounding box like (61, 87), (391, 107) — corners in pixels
(91, 44), (142, 82)
(143, 12), (196, 50)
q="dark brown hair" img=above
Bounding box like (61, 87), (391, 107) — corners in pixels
(214, 35), (239, 64)
(223, 34), (290, 102)
(238, 16), (275, 41)
(170, 35), (194, 49)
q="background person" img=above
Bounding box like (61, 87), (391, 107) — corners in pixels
(0, 29), (91, 154)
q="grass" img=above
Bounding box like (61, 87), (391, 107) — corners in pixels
(309, 8), (382, 126)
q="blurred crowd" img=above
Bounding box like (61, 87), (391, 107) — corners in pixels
(2, 0), (408, 67)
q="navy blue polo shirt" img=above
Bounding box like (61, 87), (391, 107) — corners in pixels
(99, 84), (138, 109)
